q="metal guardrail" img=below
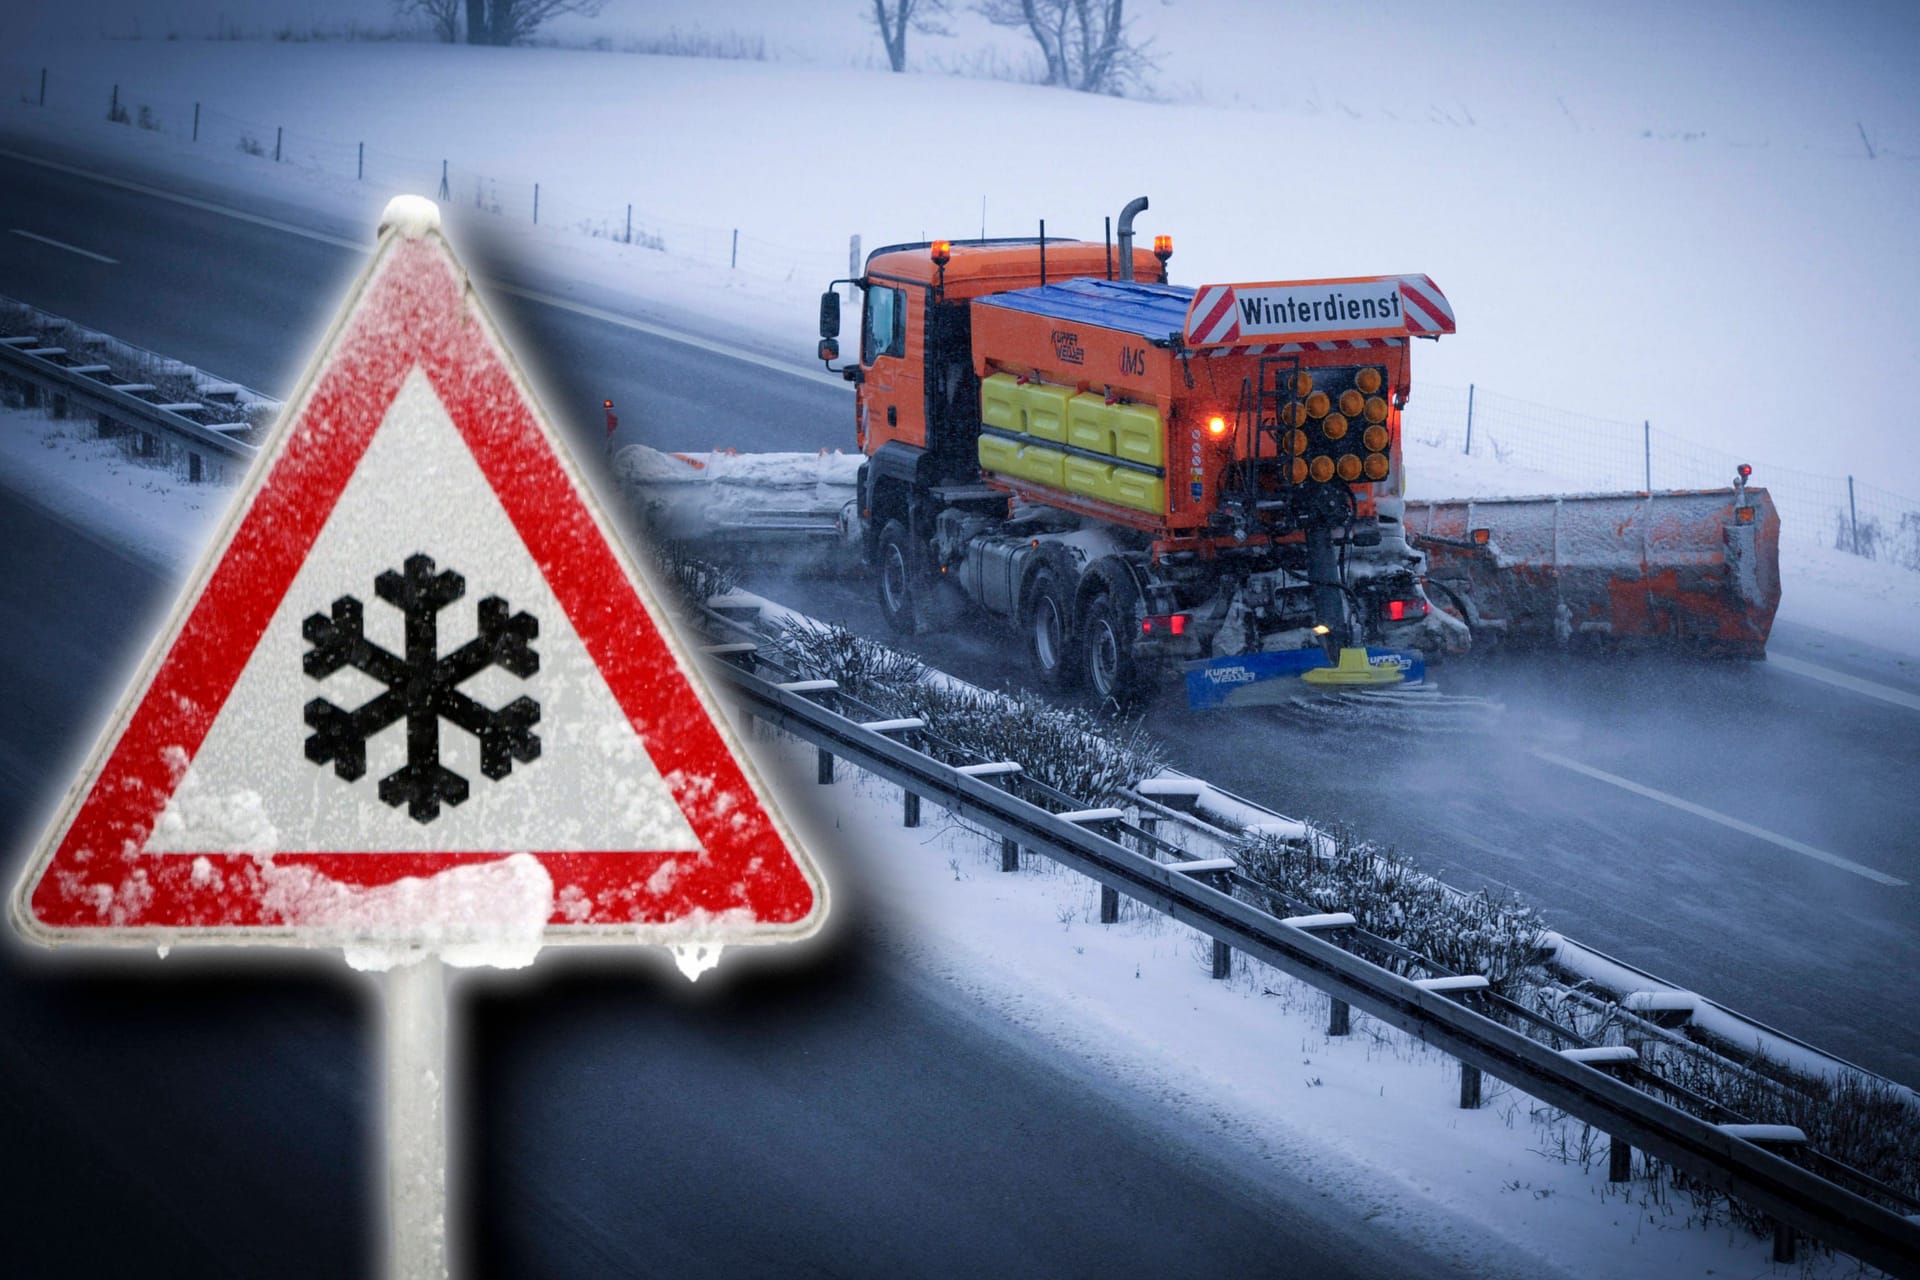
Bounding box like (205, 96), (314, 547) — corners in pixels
(0, 328), (261, 465)
(697, 616), (1920, 1277)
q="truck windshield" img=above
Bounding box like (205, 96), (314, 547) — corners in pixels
(863, 285), (904, 366)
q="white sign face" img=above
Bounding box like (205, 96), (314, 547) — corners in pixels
(146, 371), (702, 857)
(1183, 275), (1455, 348)
(1230, 283), (1407, 339)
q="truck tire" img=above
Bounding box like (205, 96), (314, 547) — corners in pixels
(876, 519), (923, 635)
(1023, 567), (1080, 694)
(1081, 581), (1148, 708)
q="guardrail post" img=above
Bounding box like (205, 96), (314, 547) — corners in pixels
(39, 68), (46, 108)
(19, 381), (37, 409)
(1099, 884), (1119, 924)
(1717, 1126), (1809, 1262)
(731, 228), (739, 270)
(274, 126), (282, 163)
(1327, 998), (1350, 1036)
(625, 204), (632, 244)
(1458, 1062), (1483, 1109)
(1000, 835), (1018, 872)
(192, 102), (199, 141)
(533, 183), (539, 225)
(1463, 383), (1474, 455)
(903, 788), (920, 828)
(189, 452), (202, 483)
(357, 142), (364, 180)
(49, 392), (67, 419)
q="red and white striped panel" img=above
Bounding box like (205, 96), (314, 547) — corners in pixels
(1397, 275), (1455, 335)
(1184, 285), (1241, 346)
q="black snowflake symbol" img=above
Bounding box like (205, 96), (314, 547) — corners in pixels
(303, 554), (541, 824)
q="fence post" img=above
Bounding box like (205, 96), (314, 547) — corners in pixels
(730, 228), (738, 269)
(39, 67), (46, 108)
(274, 125), (282, 163)
(438, 160), (449, 201)
(110, 83), (118, 121)
(848, 234), (861, 298)
(625, 203), (632, 244)
(1849, 475), (1860, 553)
(192, 102), (199, 141)
(357, 142), (363, 181)
(1463, 383), (1474, 456)
(533, 183), (539, 225)
(1643, 420), (1651, 491)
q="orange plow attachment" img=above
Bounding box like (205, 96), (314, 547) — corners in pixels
(1405, 487), (1781, 658)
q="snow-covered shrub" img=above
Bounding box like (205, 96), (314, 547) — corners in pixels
(769, 618), (1166, 800)
(1233, 825), (1548, 996)
(1640, 1042), (1920, 1216)
(765, 618), (929, 712)
(648, 543), (740, 612)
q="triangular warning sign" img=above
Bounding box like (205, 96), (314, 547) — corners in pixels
(10, 198), (825, 954)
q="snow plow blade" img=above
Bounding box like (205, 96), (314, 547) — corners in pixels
(614, 445), (862, 565)
(1405, 486), (1780, 657)
(1185, 647), (1425, 710)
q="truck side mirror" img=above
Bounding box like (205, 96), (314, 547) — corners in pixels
(819, 290), (841, 339)
(818, 338), (839, 364)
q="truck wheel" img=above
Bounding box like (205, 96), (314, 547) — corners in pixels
(1081, 588), (1147, 708)
(1024, 567), (1080, 694)
(876, 519), (923, 635)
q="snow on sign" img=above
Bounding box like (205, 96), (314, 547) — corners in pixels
(9, 197), (826, 966)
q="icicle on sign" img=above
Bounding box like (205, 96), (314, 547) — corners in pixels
(8, 196), (826, 972)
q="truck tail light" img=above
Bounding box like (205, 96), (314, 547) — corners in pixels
(1142, 613), (1188, 636)
(1382, 598), (1429, 622)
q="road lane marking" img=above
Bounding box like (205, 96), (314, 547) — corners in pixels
(10, 228), (118, 263)
(1766, 652), (1920, 714)
(0, 147), (847, 390)
(1530, 749), (1907, 887)
(486, 281), (848, 388)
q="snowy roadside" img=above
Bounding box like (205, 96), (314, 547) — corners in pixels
(0, 399), (1864, 1278)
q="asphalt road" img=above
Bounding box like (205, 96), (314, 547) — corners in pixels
(0, 143), (1518, 1277)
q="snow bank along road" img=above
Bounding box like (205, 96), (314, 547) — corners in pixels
(3, 142), (1915, 1087)
(1, 138), (1914, 1088)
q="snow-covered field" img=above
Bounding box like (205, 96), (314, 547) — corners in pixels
(3, 0), (1918, 503)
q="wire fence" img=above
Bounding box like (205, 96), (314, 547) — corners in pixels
(1402, 382), (1920, 572)
(9, 62), (1920, 572)
(2, 62), (845, 287)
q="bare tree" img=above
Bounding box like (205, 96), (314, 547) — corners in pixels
(395, 0), (462, 41)
(869, 0), (951, 73)
(481, 0), (605, 46)
(977, 0), (1156, 96)
(466, 0), (486, 44)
